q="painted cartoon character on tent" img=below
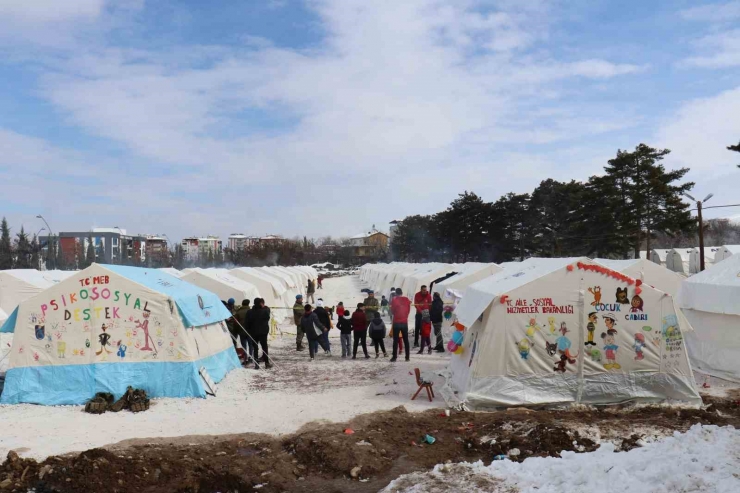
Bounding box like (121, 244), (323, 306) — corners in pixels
(525, 318), (541, 341)
(601, 313), (620, 370)
(96, 324), (112, 356)
(135, 309), (154, 352)
(585, 312), (597, 347)
(117, 342), (128, 360)
(553, 354), (568, 373)
(555, 323), (578, 364)
(633, 333), (646, 360)
(588, 286), (601, 306)
(547, 317), (557, 334)
(630, 294), (644, 313)
(517, 338), (531, 360)
(34, 325), (45, 341)
(587, 347), (602, 362)
(616, 287), (629, 304)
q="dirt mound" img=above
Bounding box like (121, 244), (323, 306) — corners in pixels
(2, 395), (739, 493)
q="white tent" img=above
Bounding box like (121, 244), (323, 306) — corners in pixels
(678, 253), (740, 382)
(713, 245), (740, 264)
(0, 264), (239, 405)
(230, 267), (291, 312)
(0, 270), (74, 325)
(688, 247), (720, 274)
(181, 268), (260, 304)
(650, 249), (671, 267)
(450, 257), (700, 408)
(594, 258), (685, 296)
(158, 268), (183, 278)
(432, 263), (502, 303)
(666, 248), (692, 275)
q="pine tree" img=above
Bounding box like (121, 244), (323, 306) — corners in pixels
(0, 218), (11, 269)
(14, 226), (31, 268)
(86, 235), (96, 267)
(435, 192), (494, 262)
(31, 235), (40, 269)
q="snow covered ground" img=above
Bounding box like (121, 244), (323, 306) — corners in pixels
(0, 276), (449, 460)
(384, 424), (740, 493)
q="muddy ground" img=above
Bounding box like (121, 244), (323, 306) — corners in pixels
(1, 391), (738, 493)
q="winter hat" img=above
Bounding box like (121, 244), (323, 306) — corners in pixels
(296, 294), (303, 300)
(317, 300), (324, 307)
(227, 298), (235, 305)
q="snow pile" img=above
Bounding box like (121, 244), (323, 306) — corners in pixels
(384, 424), (740, 493)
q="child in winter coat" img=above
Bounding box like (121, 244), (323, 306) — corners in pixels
(368, 311), (388, 358)
(418, 309), (432, 354)
(336, 302), (346, 318)
(380, 296), (389, 317)
(336, 308), (353, 358)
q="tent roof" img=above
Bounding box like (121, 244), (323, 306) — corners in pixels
(232, 267), (286, 295)
(2, 265), (231, 333)
(670, 248), (693, 261)
(101, 265), (232, 327)
(679, 252), (740, 316)
(432, 263), (501, 298)
(0, 269), (73, 287)
(456, 257), (583, 327)
(651, 249), (671, 260)
(158, 267), (183, 278)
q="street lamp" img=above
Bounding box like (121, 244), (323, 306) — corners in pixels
(36, 215), (54, 270)
(684, 192), (714, 272)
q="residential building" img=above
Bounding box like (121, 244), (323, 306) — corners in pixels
(145, 235), (169, 265)
(259, 235), (285, 245)
(349, 226), (389, 263)
(42, 228), (147, 266)
(227, 234), (260, 251)
(181, 236), (223, 262)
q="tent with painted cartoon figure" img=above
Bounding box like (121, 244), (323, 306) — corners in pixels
(0, 264), (240, 405)
(448, 257), (700, 409)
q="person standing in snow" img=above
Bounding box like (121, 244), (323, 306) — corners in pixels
(293, 295), (305, 351)
(301, 304), (329, 360)
(306, 279), (316, 304)
(337, 307), (353, 358)
(430, 292), (445, 352)
(380, 295), (389, 317)
(368, 311), (388, 358)
(390, 288), (412, 362)
(413, 286), (432, 348)
(351, 302), (370, 359)
(247, 298), (272, 369)
(363, 290), (380, 321)
(314, 300), (332, 355)
(234, 299), (252, 361)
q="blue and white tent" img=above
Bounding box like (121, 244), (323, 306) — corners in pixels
(0, 264), (240, 405)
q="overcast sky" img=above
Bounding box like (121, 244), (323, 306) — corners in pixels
(0, 0), (738, 242)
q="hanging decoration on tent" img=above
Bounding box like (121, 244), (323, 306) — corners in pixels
(443, 305), (454, 320)
(447, 340), (459, 352)
(453, 321), (465, 332)
(572, 262), (636, 285)
(453, 345), (464, 355)
(452, 331), (464, 345)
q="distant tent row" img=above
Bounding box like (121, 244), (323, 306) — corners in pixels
(649, 245), (740, 275)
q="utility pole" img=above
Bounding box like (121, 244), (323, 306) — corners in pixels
(685, 193), (714, 272)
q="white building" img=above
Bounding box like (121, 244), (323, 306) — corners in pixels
(182, 236), (223, 262)
(227, 234), (259, 251)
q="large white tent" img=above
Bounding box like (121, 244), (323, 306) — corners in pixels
(0, 270), (74, 325)
(0, 264), (239, 405)
(650, 249), (671, 267)
(689, 247), (719, 274)
(449, 257), (700, 408)
(230, 267), (291, 311)
(678, 253), (740, 382)
(666, 248), (692, 275)
(714, 245), (740, 264)
(181, 268), (260, 304)
(158, 268), (183, 278)
(432, 263), (502, 303)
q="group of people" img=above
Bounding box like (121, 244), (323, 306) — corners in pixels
(224, 297), (273, 369)
(290, 284), (447, 363)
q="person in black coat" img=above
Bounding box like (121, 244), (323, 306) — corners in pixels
(247, 298), (272, 368)
(431, 292), (445, 352)
(301, 304), (330, 360)
(314, 300), (332, 355)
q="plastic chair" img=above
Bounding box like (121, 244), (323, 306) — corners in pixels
(411, 368), (434, 402)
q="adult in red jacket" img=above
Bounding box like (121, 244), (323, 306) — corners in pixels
(390, 288), (412, 362)
(351, 303), (369, 359)
(413, 285), (433, 347)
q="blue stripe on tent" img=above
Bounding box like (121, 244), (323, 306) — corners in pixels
(0, 346), (240, 406)
(0, 307), (18, 333)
